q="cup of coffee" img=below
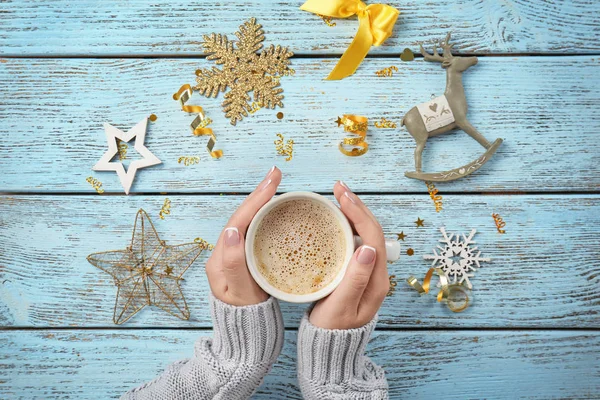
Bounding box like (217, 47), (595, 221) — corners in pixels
(245, 192), (401, 303)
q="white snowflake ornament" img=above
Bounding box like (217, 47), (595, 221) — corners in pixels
(424, 227), (490, 289)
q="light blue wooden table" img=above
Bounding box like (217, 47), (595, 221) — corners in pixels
(1, 1), (599, 398)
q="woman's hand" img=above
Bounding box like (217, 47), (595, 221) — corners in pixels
(309, 181), (389, 330)
(205, 166), (282, 306)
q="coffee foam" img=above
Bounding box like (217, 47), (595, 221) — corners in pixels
(253, 199), (346, 295)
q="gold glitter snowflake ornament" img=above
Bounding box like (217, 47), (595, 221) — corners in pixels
(194, 18), (294, 125)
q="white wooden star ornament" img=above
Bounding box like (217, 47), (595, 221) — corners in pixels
(93, 117), (161, 194)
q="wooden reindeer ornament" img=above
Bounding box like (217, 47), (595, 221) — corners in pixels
(402, 33), (503, 182)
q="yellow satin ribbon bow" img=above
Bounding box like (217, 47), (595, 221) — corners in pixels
(300, 0), (399, 80)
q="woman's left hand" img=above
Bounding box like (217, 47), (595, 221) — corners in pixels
(205, 166), (282, 306)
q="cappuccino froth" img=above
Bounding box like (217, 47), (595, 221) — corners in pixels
(253, 199), (346, 295)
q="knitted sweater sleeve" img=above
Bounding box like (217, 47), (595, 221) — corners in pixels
(297, 313), (389, 400)
(121, 295), (284, 400)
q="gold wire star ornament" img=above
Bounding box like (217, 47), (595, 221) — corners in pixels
(193, 18), (294, 125)
(87, 209), (212, 324)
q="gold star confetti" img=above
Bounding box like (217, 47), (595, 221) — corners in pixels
(87, 209), (208, 324)
(335, 116), (344, 127)
(193, 18), (294, 125)
(415, 217), (425, 227)
(396, 232), (406, 241)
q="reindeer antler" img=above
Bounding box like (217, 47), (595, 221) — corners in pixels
(420, 32), (454, 63)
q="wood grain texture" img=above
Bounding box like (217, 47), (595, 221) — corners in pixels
(1, 0), (600, 56)
(1, 57), (599, 193)
(1, 329), (599, 399)
(1, 194), (598, 328)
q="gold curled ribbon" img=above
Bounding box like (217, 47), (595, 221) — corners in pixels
(274, 133), (294, 161)
(159, 198), (171, 220)
(194, 237), (215, 251)
(492, 213), (506, 234)
(86, 177), (105, 194)
(425, 181), (443, 212)
(300, 0), (400, 80)
(338, 115), (369, 156)
(173, 85), (223, 159)
(407, 267), (470, 312)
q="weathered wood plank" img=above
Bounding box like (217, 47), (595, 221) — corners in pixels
(1, 57), (599, 193)
(1, 330), (598, 399)
(1, 194), (598, 328)
(1, 0), (599, 56)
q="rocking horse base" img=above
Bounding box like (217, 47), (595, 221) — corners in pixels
(405, 138), (503, 182)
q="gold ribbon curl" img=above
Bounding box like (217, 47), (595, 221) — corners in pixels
(492, 213), (506, 234)
(274, 133), (294, 161)
(86, 177), (105, 194)
(300, 0), (400, 80)
(159, 198), (171, 220)
(173, 84), (223, 159)
(407, 267), (470, 312)
(426, 181), (443, 212)
(338, 115), (369, 156)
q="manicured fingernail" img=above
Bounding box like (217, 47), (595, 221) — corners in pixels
(259, 179), (272, 191)
(267, 166), (276, 177)
(339, 180), (350, 191)
(357, 245), (376, 265)
(224, 227), (240, 246)
(344, 191), (356, 204)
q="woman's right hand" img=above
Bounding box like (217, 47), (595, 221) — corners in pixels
(309, 181), (389, 330)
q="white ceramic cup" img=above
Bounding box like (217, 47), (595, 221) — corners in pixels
(245, 191), (401, 303)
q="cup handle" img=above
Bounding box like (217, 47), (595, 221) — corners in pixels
(353, 236), (401, 262)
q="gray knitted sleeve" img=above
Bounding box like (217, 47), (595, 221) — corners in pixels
(297, 313), (389, 400)
(121, 295), (284, 400)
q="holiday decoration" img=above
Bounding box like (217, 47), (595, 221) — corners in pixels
(318, 14), (337, 27)
(406, 267), (471, 312)
(173, 84), (223, 159)
(400, 48), (414, 61)
(274, 133), (294, 161)
(300, 0), (399, 80)
(402, 33), (503, 182)
(116, 140), (128, 160)
(338, 115), (369, 156)
(406, 248), (414, 256)
(396, 232), (406, 241)
(375, 66), (398, 77)
(415, 217), (425, 227)
(178, 156), (200, 166)
(426, 181), (443, 212)
(86, 177), (105, 194)
(194, 238), (215, 251)
(276, 112), (284, 119)
(159, 198), (171, 220)
(193, 18), (293, 125)
(492, 213), (506, 234)
(248, 102), (264, 114)
(424, 227), (490, 289)
(87, 209), (211, 324)
(374, 117), (397, 128)
(387, 274), (397, 296)
(93, 117), (161, 195)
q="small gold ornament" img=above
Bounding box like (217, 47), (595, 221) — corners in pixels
(178, 156), (200, 166)
(492, 213), (506, 234)
(396, 232), (406, 241)
(274, 133), (294, 161)
(400, 48), (415, 61)
(387, 274), (397, 297)
(374, 117), (397, 129)
(415, 217), (425, 227)
(193, 18), (294, 125)
(425, 181), (443, 212)
(406, 248), (414, 256)
(194, 237), (215, 251)
(116, 139), (128, 160)
(375, 66), (398, 77)
(159, 198), (171, 220)
(87, 209), (208, 324)
(86, 177), (105, 194)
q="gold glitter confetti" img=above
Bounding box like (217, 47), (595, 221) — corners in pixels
(406, 267), (470, 312)
(193, 18), (293, 125)
(116, 139), (128, 160)
(375, 66), (398, 77)
(387, 274), (397, 297)
(194, 237), (215, 251)
(426, 181), (443, 212)
(374, 117), (397, 129)
(415, 217), (425, 227)
(338, 115), (369, 156)
(178, 156), (200, 166)
(276, 112), (284, 119)
(159, 198), (171, 220)
(274, 133), (294, 161)
(317, 14), (337, 27)
(397, 232), (406, 241)
(248, 101), (264, 114)
(492, 213), (506, 234)
(86, 177), (105, 194)
(400, 48), (415, 61)
(406, 248), (414, 256)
